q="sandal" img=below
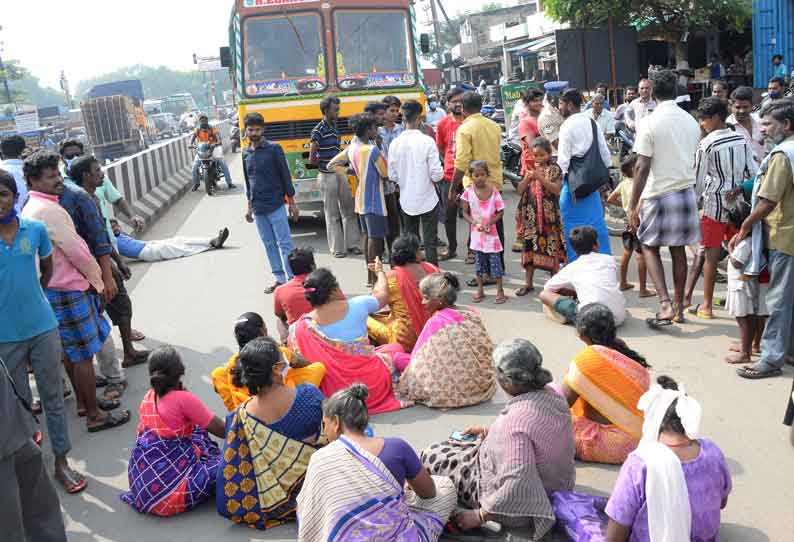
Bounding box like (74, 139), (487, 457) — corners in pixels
(514, 286), (534, 297)
(130, 329), (146, 341)
(122, 350), (150, 368)
(687, 303), (713, 320)
(56, 466), (88, 494)
(619, 283), (635, 291)
(467, 277), (496, 287)
(494, 295), (508, 305)
(472, 294), (485, 303)
(104, 381), (128, 399)
(646, 316), (674, 329)
(737, 365), (783, 379)
(264, 282), (284, 294)
(95, 375), (109, 388)
(638, 289), (657, 298)
(88, 409), (131, 433)
(78, 396), (121, 417)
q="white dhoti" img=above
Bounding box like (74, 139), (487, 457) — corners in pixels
(138, 237), (214, 262)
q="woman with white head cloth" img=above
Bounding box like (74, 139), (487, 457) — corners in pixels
(605, 376), (732, 542)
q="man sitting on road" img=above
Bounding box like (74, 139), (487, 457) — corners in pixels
(539, 226), (626, 326)
(113, 219), (229, 262)
(274, 247), (317, 343)
(190, 114), (235, 191)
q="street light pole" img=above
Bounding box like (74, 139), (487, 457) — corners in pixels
(0, 25), (13, 105)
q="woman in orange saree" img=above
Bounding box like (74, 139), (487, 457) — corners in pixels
(560, 303), (651, 464)
(367, 234), (439, 352)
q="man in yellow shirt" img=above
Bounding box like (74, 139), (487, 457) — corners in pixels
(451, 91), (503, 276)
(733, 100), (794, 379)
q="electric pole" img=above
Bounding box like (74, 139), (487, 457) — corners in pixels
(0, 25), (12, 105)
(429, 0), (444, 69)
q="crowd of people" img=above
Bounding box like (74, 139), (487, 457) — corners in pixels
(2, 64), (794, 542)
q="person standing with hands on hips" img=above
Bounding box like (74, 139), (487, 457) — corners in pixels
(242, 112), (300, 294)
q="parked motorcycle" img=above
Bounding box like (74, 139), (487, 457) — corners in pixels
(501, 138), (523, 190)
(194, 142), (224, 196)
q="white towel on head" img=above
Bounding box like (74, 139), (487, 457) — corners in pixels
(634, 383), (703, 541)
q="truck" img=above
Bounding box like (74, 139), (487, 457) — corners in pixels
(80, 79), (156, 162)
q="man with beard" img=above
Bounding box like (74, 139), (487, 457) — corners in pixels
(727, 86), (764, 163)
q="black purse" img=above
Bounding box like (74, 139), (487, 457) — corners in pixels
(567, 119), (611, 199)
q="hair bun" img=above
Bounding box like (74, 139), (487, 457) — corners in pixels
(657, 375), (679, 391)
(443, 271), (460, 291)
(348, 383), (369, 402)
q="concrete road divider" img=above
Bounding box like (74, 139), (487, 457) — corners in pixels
(105, 120), (233, 228)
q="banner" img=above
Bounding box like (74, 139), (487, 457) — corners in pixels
(15, 110), (40, 134)
(500, 82), (541, 126)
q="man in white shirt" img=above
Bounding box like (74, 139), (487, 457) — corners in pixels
(557, 88), (613, 262)
(388, 100), (443, 265)
(424, 94), (446, 130)
(727, 86), (764, 163)
(625, 78), (656, 134)
(0, 135), (27, 212)
(540, 225), (626, 325)
(588, 94), (615, 137)
(628, 69), (702, 326)
(508, 96), (527, 146)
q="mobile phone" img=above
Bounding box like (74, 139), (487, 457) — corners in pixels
(449, 431), (477, 443)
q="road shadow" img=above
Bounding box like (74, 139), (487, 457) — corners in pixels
(719, 523), (770, 541)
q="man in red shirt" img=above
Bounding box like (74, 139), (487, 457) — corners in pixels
(273, 247), (316, 342)
(436, 87), (465, 260)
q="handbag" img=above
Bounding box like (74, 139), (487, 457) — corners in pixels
(567, 119), (611, 199)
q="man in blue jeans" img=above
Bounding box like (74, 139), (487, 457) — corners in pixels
(733, 100), (794, 379)
(242, 112), (299, 293)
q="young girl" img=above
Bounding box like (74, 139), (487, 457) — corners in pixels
(607, 154), (654, 297)
(514, 137), (565, 296)
(461, 161), (506, 304)
(725, 238), (768, 364)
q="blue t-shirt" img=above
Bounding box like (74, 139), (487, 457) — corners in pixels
(0, 218), (58, 342)
(317, 295), (379, 342)
(378, 437), (423, 487)
(116, 232), (146, 259)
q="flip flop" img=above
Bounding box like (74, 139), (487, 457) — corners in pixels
(130, 329), (146, 341)
(737, 366), (783, 379)
(646, 316), (674, 329)
(620, 284), (635, 291)
(88, 409), (131, 433)
(494, 296), (508, 305)
(472, 294), (485, 303)
(104, 381), (128, 400)
(122, 350), (151, 368)
(467, 277), (496, 287)
(78, 396), (121, 417)
(514, 286), (534, 296)
(56, 467), (87, 494)
(638, 290), (657, 298)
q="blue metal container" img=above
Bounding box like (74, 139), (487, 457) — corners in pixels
(753, 0), (794, 87)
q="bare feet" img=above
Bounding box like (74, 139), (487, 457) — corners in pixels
(620, 283), (635, 291)
(725, 352), (752, 364)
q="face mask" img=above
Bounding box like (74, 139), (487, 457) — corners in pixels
(769, 91), (782, 99)
(200, 122), (210, 129)
(429, 101), (438, 110)
(63, 157), (76, 168)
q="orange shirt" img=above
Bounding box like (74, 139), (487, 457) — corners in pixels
(194, 127), (220, 144)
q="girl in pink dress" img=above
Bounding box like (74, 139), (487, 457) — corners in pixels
(460, 161), (507, 304)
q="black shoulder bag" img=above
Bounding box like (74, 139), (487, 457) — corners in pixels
(567, 119), (611, 199)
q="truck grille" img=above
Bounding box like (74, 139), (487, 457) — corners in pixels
(264, 117), (355, 140)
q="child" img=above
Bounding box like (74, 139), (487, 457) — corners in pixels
(725, 238), (769, 364)
(460, 160), (507, 304)
(607, 153), (654, 297)
(514, 137), (565, 296)
(539, 226), (626, 325)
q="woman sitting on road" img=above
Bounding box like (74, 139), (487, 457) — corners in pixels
(421, 339), (575, 539)
(560, 303), (651, 464)
(605, 376), (732, 541)
(297, 383), (457, 542)
(395, 272), (496, 408)
(288, 267), (406, 414)
(216, 337), (324, 529)
(121, 346), (224, 517)
(367, 234), (439, 351)
(210, 312), (325, 411)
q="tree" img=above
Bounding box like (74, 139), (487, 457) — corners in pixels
(543, 0), (752, 64)
(3, 59), (66, 108)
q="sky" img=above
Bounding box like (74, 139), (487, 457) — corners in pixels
(2, 0), (504, 90)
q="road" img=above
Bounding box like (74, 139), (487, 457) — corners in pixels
(55, 154), (792, 541)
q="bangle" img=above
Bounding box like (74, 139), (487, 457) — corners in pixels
(478, 509), (487, 523)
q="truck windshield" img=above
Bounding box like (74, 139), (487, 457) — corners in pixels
(334, 10), (416, 90)
(243, 13), (327, 97)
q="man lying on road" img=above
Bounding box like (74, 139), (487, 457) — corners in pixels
(113, 219), (229, 262)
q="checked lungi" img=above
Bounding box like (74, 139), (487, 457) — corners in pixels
(637, 186), (701, 247)
(46, 289), (110, 362)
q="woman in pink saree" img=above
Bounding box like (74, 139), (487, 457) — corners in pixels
(396, 272), (496, 408)
(288, 267), (406, 414)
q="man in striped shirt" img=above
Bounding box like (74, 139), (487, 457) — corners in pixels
(687, 97), (757, 318)
(310, 95), (360, 258)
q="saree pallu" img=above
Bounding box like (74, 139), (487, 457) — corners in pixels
(397, 308), (496, 408)
(121, 390), (221, 517)
(216, 405), (318, 529)
(289, 316), (405, 414)
(565, 345), (650, 464)
(518, 164), (566, 272)
(297, 437), (456, 542)
(368, 263), (438, 351)
(211, 350), (326, 411)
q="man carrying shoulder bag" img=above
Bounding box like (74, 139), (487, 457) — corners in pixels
(556, 88), (614, 261)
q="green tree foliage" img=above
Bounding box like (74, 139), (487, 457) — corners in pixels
(74, 64), (233, 108)
(543, 0), (751, 44)
(2, 59), (65, 107)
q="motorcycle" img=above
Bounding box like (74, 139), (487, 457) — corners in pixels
(194, 142), (225, 196)
(230, 126), (241, 153)
(501, 137), (523, 190)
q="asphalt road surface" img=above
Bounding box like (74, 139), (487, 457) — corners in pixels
(52, 155), (792, 541)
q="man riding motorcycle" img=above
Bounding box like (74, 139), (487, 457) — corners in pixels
(190, 114), (235, 191)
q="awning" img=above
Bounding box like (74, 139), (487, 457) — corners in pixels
(527, 36), (556, 52)
(460, 56), (501, 68)
(504, 35), (556, 54)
